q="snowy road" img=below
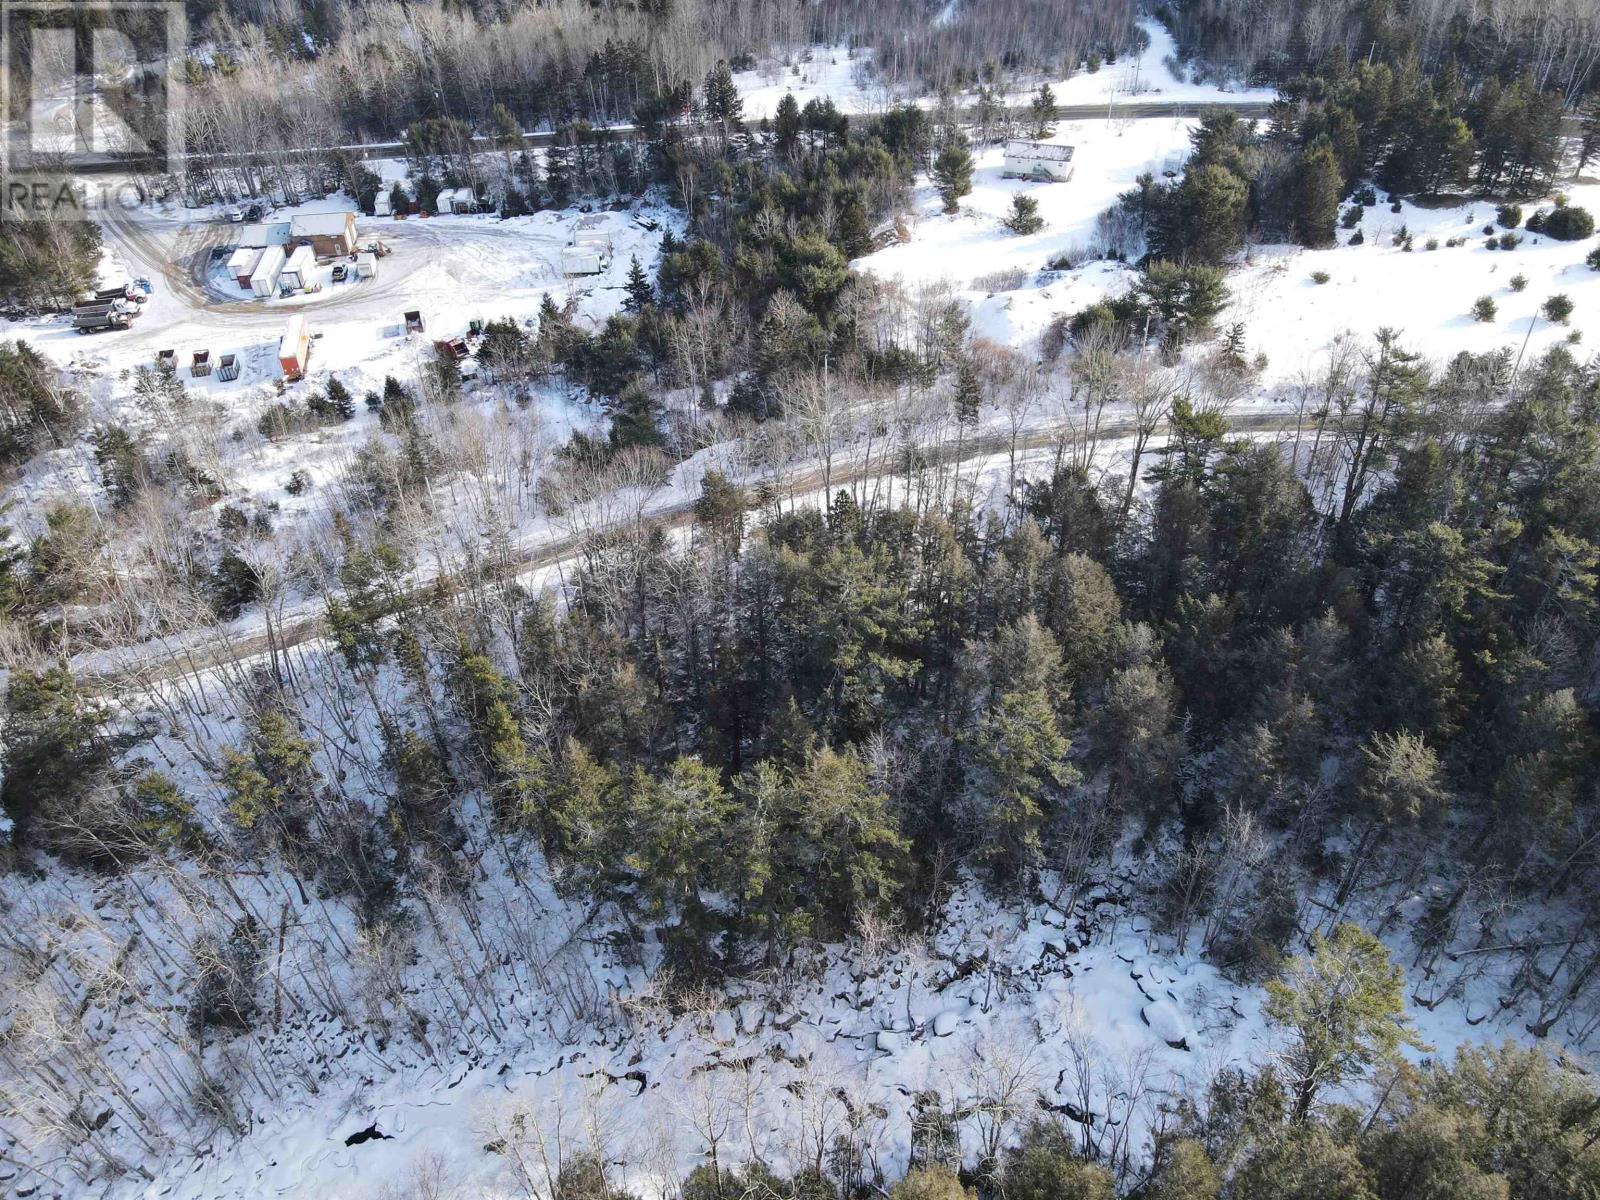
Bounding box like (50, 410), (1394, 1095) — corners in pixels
(77, 409), (1304, 694)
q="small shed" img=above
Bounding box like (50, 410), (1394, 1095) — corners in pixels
(356, 251), (377, 279)
(373, 192), (392, 217)
(217, 353), (240, 382)
(1001, 140), (1075, 182)
(251, 244), (286, 297)
(238, 221), (292, 249)
(279, 245), (317, 291)
(437, 186), (477, 215)
(227, 246), (264, 289)
(291, 211), (358, 256)
(279, 315), (311, 379)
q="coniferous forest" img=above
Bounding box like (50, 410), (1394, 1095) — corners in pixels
(4, 0), (1600, 1196)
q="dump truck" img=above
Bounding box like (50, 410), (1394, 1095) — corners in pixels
(75, 307), (132, 333)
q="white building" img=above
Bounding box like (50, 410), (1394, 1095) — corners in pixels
(227, 246), (263, 289)
(250, 244), (286, 297)
(238, 220), (292, 248)
(278, 244), (317, 290)
(374, 192), (392, 217)
(437, 186), (477, 214)
(1001, 140), (1075, 182)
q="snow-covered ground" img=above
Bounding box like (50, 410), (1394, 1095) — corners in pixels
(2, 810), (1561, 1200)
(853, 117), (1600, 383)
(731, 20), (1273, 120)
(0, 191), (678, 535)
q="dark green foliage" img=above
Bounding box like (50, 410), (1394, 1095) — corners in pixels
(1137, 260), (1229, 344)
(1, 664), (116, 853)
(1542, 294), (1573, 324)
(0, 340), (80, 466)
(933, 138), (974, 212)
(1541, 206), (1594, 241)
(0, 216), (102, 313)
(1291, 138), (1343, 248)
(1003, 193), (1044, 235)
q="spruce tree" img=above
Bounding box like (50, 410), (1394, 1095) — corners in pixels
(1029, 82), (1056, 140)
(1292, 137), (1343, 248)
(773, 92), (801, 159)
(933, 138), (974, 213)
(623, 255), (654, 313)
(1003, 193), (1045, 235)
(325, 376), (355, 420)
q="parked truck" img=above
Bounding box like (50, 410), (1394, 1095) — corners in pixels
(75, 307), (132, 333)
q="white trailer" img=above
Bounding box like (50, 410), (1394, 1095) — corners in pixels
(278, 244), (316, 291)
(437, 186), (476, 214)
(561, 217), (613, 276)
(355, 251), (377, 279)
(227, 246), (263, 289)
(250, 244), (286, 296)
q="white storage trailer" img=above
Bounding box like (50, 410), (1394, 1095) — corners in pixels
(227, 246), (263, 289)
(278, 245), (316, 290)
(250, 244), (286, 297)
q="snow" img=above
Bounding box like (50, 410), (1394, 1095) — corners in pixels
(0, 193), (680, 541)
(732, 46), (883, 120)
(853, 117), (1600, 386)
(1141, 999), (1192, 1049)
(731, 21), (1273, 120)
(1225, 194), (1600, 384)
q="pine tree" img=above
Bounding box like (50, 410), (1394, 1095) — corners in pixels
(1292, 137), (1343, 248)
(953, 356), (981, 428)
(325, 376), (355, 420)
(971, 684), (1077, 884)
(1265, 922), (1425, 1123)
(933, 138), (974, 213)
(1029, 83), (1057, 140)
(773, 92), (802, 159)
(623, 255), (654, 312)
(702, 60), (743, 150)
(1003, 193), (1044, 235)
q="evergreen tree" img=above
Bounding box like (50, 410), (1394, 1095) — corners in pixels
(773, 92), (802, 159)
(324, 376), (355, 420)
(1003, 193), (1045, 235)
(1028, 83), (1056, 140)
(623, 254), (654, 313)
(1265, 923), (1425, 1123)
(933, 138), (974, 213)
(970, 680), (1077, 884)
(1292, 137), (1343, 248)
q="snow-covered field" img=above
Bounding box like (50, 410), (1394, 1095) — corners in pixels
(854, 121), (1600, 384)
